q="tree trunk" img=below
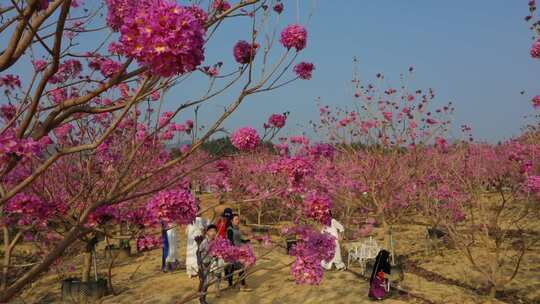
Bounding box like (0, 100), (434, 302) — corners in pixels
(388, 225), (396, 265)
(1, 247), (14, 291)
(81, 250), (92, 283)
(1, 227), (11, 291)
(0, 226), (83, 302)
(380, 219), (396, 265)
(2, 229), (22, 291)
(489, 283), (497, 298)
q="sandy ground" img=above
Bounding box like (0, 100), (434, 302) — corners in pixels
(13, 195), (540, 304)
(19, 229), (535, 304)
(19, 236), (417, 304)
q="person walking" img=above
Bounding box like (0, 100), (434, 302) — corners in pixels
(187, 216), (208, 277)
(161, 222), (170, 272)
(162, 222), (179, 272)
(321, 217), (346, 271)
(197, 224), (221, 304)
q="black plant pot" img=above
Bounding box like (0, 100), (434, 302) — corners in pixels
(427, 227), (446, 239)
(285, 238), (297, 254)
(61, 278), (108, 303)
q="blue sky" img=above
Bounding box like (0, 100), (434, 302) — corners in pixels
(1, 1), (537, 142)
(203, 0), (538, 142)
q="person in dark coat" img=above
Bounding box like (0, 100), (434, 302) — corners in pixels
(368, 249), (391, 300)
(225, 214), (251, 291)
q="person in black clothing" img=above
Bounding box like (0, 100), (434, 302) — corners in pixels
(368, 249), (391, 300)
(225, 214), (252, 292)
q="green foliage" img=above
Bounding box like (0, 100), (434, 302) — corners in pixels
(201, 137), (237, 157)
(201, 137), (276, 156)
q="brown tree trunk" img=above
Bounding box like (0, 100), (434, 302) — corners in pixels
(1, 249), (13, 291)
(2, 228), (22, 291)
(0, 225), (83, 302)
(1, 243), (13, 290)
(380, 219), (396, 265)
(489, 283), (497, 298)
(1, 227), (11, 291)
(81, 251), (92, 283)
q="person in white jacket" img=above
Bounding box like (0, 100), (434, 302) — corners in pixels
(321, 217), (346, 271)
(186, 216), (207, 277)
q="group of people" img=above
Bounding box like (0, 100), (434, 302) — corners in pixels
(161, 210), (392, 301)
(161, 207), (252, 300)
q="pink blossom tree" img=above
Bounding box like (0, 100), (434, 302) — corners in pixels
(0, 0), (315, 300)
(437, 140), (540, 297)
(313, 61), (454, 263)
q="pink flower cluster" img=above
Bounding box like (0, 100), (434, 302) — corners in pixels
(88, 55), (123, 78)
(267, 113), (287, 128)
(0, 74), (21, 89)
(106, 0), (149, 31)
(293, 62), (315, 80)
(290, 135), (310, 146)
(3, 193), (67, 228)
(158, 112), (174, 128)
(1, 104), (16, 121)
(303, 190), (332, 225)
(531, 39), (540, 58)
(288, 226), (335, 284)
(145, 189), (198, 225)
(0, 129), (51, 165)
(115, 0), (206, 77)
(526, 175), (540, 194)
(290, 256), (323, 285)
(212, 0), (231, 12)
(48, 59), (82, 84)
(54, 123), (73, 140)
(186, 5), (209, 26)
(274, 141), (289, 156)
(280, 24), (308, 51)
(137, 234), (162, 252)
(435, 137), (449, 151)
(308, 143), (335, 159)
(49, 88), (67, 104)
(233, 40), (260, 64)
(532, 95), (540, 109)
(32, 60), (48, 72)
(273, 2), (284, 14)
(270, 156), (314, 190)
(85, 204), (123, 227)
(231, 127), (260, 151)
(209, 238), (257, 266)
